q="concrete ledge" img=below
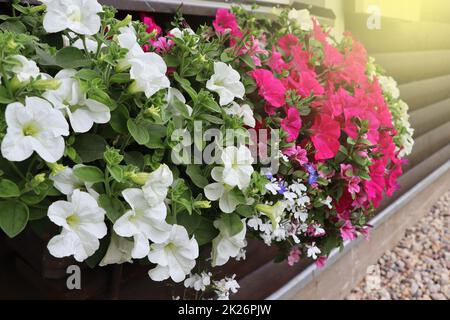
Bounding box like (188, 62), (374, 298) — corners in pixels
(268, 160), (450, 300)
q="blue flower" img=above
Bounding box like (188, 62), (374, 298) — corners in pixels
(264, 171), (274, 180)
(278, 184), (287, 195)
(306, 164), (318, 185)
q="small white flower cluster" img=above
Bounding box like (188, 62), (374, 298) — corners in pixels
(393, 100), (415, 158)
(184, 272), (212, 292)
(213, 275), (240, 300)
(250, 179), (311, 246)
(287, 9), (314, 31)
(378, 75), (400, 100)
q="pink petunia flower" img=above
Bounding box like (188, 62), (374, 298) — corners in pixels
(141, 15), (162, 36)
(268, 47), (287, 73)
(340, 220), (357, 241)
(288, 247), (301, 266)
(315, 256), (327, 268)
(251, 69), (286, 108)
(281, 107), (302, 143)
(278, 34), (299, 56)
(213, 8), (243, 39)
(283, 145), (308, 165)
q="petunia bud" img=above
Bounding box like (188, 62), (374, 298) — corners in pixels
(127, 80), (141, 95)
(194, 200), (211, 209)
(32, 79), (61, 91)
(116, 14), (132, 29)
(47, 162), (66, 175)
(30, 173), (46, 188)
(255, 202), (286, 229)
(130, 172), (150, 185)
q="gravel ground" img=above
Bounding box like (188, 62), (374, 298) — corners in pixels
(347, 191), (450, 300)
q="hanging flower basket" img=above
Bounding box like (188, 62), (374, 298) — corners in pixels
(0, 0), (414, 300)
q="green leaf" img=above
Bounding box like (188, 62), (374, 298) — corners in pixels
(76, 69), (99, 80)
(73, 134), (108, 163)
(172, 96), (190, 118)
(218, 213), (243, 237)
(177, 212), (218, 246)
(110, 73), (130, 84)
(0, 19), (26, 33)
(29, 207), (48, 221)
(110, 106), (129, 134)
(186, 165), (208, 188)
(73, 166), (104, 184)
(20, 192), (46, 205)
(108, 165), (124, 182)
(0, 200), (29, 238)
(236, 205), (254, 218)
(144, 124), (166, 149)
(240, 54), (256, 69)
(127, 119), (150, 145)
(173, 73), (197, 101)
(55, 47), (91, 69)
(98, 194), (125, 223)
(229, 188), (247, 206)
(0, 179), (20, 198)
(198, 114), (224, 125)
(35, 47), (57, 66)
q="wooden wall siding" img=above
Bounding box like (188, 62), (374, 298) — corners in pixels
(371, 50), (450, 85)
(398, 75), (450, 112)
(410, 99), (450, 138)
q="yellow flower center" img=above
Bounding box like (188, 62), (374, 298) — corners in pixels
(67, 5), (82, 22)
(66, 214), (79, 227)
(22, 122), (39, 137)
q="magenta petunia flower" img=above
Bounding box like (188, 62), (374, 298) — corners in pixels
(281, 107), (302, 143)
(310, 114), (341, 161)
(251, 69), (286, 108)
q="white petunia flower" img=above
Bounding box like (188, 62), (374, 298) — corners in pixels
(148, 224), (199, 283)
(169, 27), (195, 38)
(184, 272), (211, 292)
(288, 9), (314, 31)
(50, 165), (99, 199)
(166, 87), (193, 118)
(11, 55), (40, 82)
(113, 188), (172, 259)
(1, 97), (69, 162)
(116, 25), (170, 98)
(211, 218), (247, 267)
(99, 232), (134, 266)
(118, 26), (145, 63)
(47, 190), (107, 262)
(203, 167), (239, 214)
(129, 54), (170, 98)
(43, 69), (111, 133)
(221, 145), (254, 190)
(206, 62), (245, 106)
(225, 102), (255, 128)
(306, 242), (321, 260)
(42, 0), (102, 36)
(142, 164), (173, 207)
(378, 75), (400, 99)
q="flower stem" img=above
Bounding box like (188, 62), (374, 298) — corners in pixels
(9, 162), (25, 179)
